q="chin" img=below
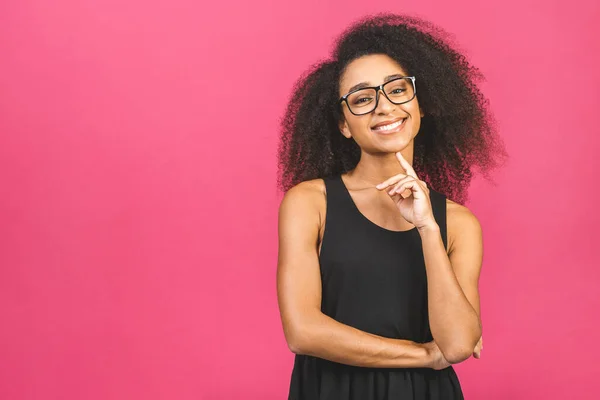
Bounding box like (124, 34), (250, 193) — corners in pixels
(383, 133), (412, 148)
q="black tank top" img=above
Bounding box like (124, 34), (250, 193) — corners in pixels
(288, 174), (464, 400)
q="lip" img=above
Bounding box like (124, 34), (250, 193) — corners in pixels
(371, 117), (405, 129)
(371, 117), (406, 135)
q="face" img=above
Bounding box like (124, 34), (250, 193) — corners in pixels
(338, 54), (424, 154)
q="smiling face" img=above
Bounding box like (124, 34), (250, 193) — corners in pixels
(338, 54), (424, 154)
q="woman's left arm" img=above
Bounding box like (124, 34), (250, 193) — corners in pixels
(418, 202), (483, 364)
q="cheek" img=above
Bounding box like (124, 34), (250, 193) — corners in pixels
(403, 101), (421, 116)
(351, 119), (374, 137)
(404, 105), (423, 128)
(345, 115), (370, 133)
(412, 118), (421, 133)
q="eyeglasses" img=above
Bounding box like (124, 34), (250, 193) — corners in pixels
(339, 76), (417, 116)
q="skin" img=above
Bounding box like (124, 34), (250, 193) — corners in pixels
(277, 54), (483, 369)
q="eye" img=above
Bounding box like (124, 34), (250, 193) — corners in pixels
(352, 96), (373, 105)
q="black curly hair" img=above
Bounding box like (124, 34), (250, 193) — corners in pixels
(276, 13), (508, 204)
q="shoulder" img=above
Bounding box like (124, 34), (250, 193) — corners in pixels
(445, 199), (483, 256)
(279, 178), (326, 210)
(278, 178), (327, 229)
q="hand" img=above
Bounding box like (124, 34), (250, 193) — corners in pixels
(422, 340), (451, 370)
(375, 152), (436, 230)
(472, 336), (483, 359)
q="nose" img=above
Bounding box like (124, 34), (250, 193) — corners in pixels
(374, 88), (395, 114)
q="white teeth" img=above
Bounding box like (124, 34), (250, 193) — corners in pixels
(372, 119), (405, 131)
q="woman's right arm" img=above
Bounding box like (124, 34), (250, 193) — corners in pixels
(276, 181), (434, 369)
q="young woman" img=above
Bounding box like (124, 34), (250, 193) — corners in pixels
(276, 13), (507, 399)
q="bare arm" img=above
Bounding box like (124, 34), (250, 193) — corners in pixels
(276, 181), (431, 368)
(418, 202), (483, 364)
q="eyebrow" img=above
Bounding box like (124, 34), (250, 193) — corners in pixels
(346, 74), (405, 94)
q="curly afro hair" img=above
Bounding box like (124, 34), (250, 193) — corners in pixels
(276, 13), (508, 204)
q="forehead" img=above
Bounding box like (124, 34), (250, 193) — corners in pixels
(339, 54), (408, 94)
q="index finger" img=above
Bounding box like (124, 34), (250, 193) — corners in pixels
(395, 152), (418, 179)
(375, 173), (408, 189)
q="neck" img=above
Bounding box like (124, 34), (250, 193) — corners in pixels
(347, 143), (414, 186)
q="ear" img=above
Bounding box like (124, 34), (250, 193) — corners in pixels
(338, 117), (352, 139)
(419, 107), (425, 118)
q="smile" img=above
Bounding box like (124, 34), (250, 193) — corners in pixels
(371, 118), (406, 134)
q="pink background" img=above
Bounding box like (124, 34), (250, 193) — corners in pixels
(1, 0), (599, 399)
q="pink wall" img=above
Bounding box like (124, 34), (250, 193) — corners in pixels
(1, 1), (598, 399)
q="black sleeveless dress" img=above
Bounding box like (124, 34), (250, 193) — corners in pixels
(287, 174), (464, 400)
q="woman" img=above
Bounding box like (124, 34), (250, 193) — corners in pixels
(276, 13), (507, 399)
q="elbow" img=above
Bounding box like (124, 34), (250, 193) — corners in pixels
(283, 310), (322, 355)
(443, 347), (472, 364)
(286, 332), (304, 354)
(437, 321), (482, 364)
(285, 324), (312, 355)
(288, 340), (304, 355)
(443, 335), (481, 364)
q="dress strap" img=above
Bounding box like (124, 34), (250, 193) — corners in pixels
(322, 175), (356, 215)
(430, 188), (448, 251)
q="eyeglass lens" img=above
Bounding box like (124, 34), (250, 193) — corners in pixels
(346, 78), (415, 115)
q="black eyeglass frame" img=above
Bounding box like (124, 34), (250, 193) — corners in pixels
(338, 76), (417, 116)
